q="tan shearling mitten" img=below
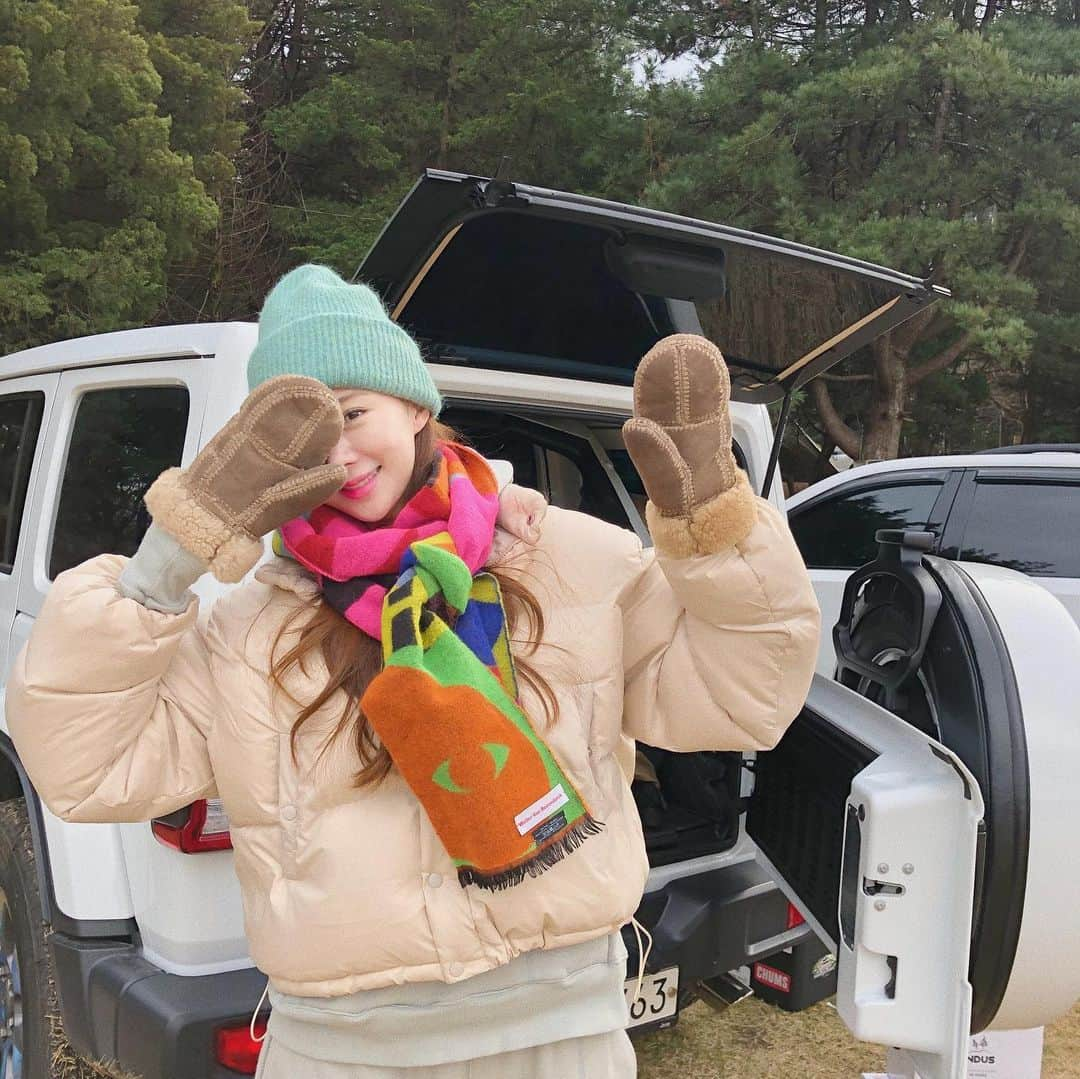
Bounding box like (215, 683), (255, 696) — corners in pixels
(623, 334), (757, 558)
(145, 375), (347, 582)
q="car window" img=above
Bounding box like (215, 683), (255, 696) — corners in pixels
(958, 480), (1080, 578)
(444, 409), (632, 529)
(49, 386), (190, 578)
(790, 482), (943, 569)
(0, 392), (45, 574)
(605, 439), (749, 521)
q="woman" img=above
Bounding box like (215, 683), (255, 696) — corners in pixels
(7, 265), (819, 1078)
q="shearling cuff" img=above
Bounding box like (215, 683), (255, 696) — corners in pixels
(144, 468), (263, 584)
(645, 470), (758, 558)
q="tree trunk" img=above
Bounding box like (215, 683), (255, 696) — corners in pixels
(860, 337), (907, 460)
(811, 337), (910, 464)
(437, 0), (467, 169)
(814, 0), (829, 55)
(284, 0), (307, 84)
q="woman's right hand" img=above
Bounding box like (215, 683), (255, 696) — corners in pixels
(144, 375), (347, 582)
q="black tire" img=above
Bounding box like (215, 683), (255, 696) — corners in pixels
(0, 799), (126, 1079)
(0, 797), (53, 1077)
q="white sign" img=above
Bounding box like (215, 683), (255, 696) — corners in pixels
(967, 1028), (1044, 1079)
(862, 1028), (1044, 1079)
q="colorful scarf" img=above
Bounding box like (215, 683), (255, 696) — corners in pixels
(276, 443), (603, 891)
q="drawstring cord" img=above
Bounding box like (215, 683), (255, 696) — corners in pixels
(249, 977), (270, 1044)
(629, 915), (653, 1006)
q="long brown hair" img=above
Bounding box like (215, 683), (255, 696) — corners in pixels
(269, 416), (557, 788)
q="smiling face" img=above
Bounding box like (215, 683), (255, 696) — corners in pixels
(325, 389), (431, 525)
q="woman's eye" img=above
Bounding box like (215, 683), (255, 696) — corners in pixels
(344, 408), (366, 422)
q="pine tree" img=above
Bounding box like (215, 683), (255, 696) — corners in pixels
(243, 0), (634, 277)
(0, 0), (235, 350)
(638, 14), (1080, 458)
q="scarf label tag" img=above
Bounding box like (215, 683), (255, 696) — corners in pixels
(514, 784), (570, 836)
(531, 811), (568, 845)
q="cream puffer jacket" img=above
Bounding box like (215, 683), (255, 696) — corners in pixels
(6, 494), (819, 998)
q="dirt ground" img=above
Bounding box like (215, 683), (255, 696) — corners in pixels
(635, 997), (1080, 1078)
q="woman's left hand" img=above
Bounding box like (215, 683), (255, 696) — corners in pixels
(497, 484), (547, 543)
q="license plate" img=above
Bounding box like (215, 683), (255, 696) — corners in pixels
(624, 965), (679, 1029)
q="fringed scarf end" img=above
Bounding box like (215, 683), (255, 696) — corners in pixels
(456, 816), (606, 892)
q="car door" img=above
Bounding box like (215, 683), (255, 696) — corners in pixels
(747, 529), (1080, 1078)
(938, 467), (1080, 630)
(11, 358), (252, 969)
(787, 470), (961, 674)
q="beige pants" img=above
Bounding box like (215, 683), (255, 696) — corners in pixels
(253, 1028), (637, 1078)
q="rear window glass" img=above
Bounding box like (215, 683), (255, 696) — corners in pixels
(0, 392), (45, 573)
(397, 211), (897, 391)
(790, 482), (943, 569)
(50, 386), (189, 578)
(959, 481), (1080, 577)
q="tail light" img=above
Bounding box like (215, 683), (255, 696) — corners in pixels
(152, 798), (233, 852)
(786, 901), (806, 930)
(215, 1018), (266, 1074)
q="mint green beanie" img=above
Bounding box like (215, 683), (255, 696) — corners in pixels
(246, 264), (442, 416)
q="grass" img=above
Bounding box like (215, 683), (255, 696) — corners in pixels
(635, 997), (1080, 1078)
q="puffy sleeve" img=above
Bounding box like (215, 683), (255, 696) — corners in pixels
(6, 554), (221, 823)
(619, 492), (821, 752)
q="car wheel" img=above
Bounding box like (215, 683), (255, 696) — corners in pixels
(0, 799), (120, 1079)
(0, 797), (56, 1078)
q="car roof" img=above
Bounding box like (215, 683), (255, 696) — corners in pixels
(0, 323), (244, 377)
(0, 322), (771, 426)
(786, 451), (1080, 510)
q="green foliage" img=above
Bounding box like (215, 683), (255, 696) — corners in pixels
(253, 0), (633, 268)
(0, 0), (250, 353)
(1, 0), (1075, 451)
(637, 13), (1080, 455)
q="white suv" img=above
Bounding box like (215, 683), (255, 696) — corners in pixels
(1, 169), (1079, 1079)
(785, 449), (1080, 676)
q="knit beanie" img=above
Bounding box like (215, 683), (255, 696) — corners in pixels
(246, 264), (442, 416)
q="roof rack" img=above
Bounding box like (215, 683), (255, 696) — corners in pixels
(975, 444), (1080, 455)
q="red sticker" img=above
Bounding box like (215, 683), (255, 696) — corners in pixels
(753, 962), (792, 993)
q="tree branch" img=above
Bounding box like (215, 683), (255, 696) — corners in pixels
(811, 380), (862, 459)
(821, 372), (873, 382)
(908, 330), (975, 385)
(1006, 223), (1033, 275)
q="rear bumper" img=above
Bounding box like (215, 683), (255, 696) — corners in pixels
(52, 858), (805, 1075)
(51, 934), (267, 1079)
(622, 856), (812, 1032)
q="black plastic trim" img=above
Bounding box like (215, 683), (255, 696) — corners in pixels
(923, 557), (1030, 1033)
(746, 706), (878, 946)
(51, 934), (268, 1079)
(0, 733), (137, 939)
(972, 467), (1080, 485)
(623, 857), (814, 1033)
